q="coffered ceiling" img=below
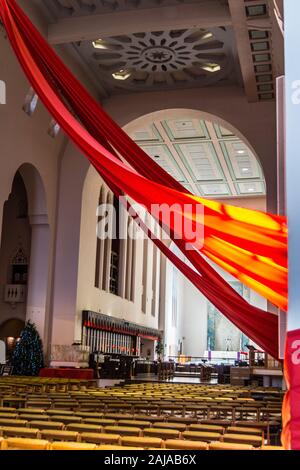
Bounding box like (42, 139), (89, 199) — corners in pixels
(39, 0), (283, 99)
(128, 117), (266, 198)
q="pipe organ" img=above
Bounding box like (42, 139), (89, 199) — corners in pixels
(82, 311), (160, 356)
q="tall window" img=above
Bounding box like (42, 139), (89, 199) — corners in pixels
(172, 267), (178, 327)
(95, 187), (104, 288)
(109, 196), (120, 295)
(142, 237), (148, 313)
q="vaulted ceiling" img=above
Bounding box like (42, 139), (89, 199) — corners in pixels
(128, 116), (266, 198)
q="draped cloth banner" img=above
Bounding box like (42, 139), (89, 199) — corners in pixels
(2, 0), (283, 361)
(0, 0), (286, 362)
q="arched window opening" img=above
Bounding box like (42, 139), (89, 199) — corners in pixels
(109, 196), (120, 295)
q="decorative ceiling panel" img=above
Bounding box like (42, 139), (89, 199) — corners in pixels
(197, 183), (231, 197)
(214, 124), (236, 139)
(131, 124), (162, 142)
(236, 181), (266, 195)
(129, 116), (266, 199)
(220, 141), (263, 180)
(175, 142), (224, 182)
(140, 144), (186, 182)
(162, 119), (209, 140)
(73, 27), (235, 93)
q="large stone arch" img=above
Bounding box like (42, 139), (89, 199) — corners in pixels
(104, 88), (276, 211)
(123, 108), (262, 168)
(0, 162), (51, 347)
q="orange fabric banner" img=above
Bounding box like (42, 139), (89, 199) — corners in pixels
(0, 0), (288, 311)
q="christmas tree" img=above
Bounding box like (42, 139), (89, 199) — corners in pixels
(11, 320), (44, 376)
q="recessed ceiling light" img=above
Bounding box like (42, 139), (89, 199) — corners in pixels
(201, 63), (221, 73)
(201, 32), (214, 40)
(112, 69), (131, 80)
(242, 168), (250, 172)
(237, 150), (245, 154)
(248, 188), (255, 192)
(92, 39), (109, 49)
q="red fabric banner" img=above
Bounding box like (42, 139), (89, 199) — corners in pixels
(282, 329), (300, 450)
(0, 0), (284, 360)
(1, 0), (287, 311)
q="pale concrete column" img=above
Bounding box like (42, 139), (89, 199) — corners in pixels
(50, 143), (89, 346)
(284, 0), (300, 333)
(26, 214), (50, 343)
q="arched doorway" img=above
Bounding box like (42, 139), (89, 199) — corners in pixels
(0, 318), (25, 361)
(0, 172), (30, 345)
(0, 164), (50, 360)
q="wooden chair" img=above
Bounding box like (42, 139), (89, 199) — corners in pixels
(19, 414), (49, 422)
(18, 408), (46, 415)
(47, 410), (74, 416)
(133, 415), (163, 423)
(143, 428), (180, 440)
(121, 436), (163, 449)
(0, 426), (39, 439)
(209, 442), (254, 451)
(26, 401), (51, 409)
(50, 441), (97, 450)
(0, 437), (7, 450)
(261, 446), (285, 451)
(104, 426), (141, 437)
(49, 415), (82, 425)
(74, 412), (104, 419)
(0, 419), (28, 428)
(189, 424), (224, 434)
(0, 407), (17, 414)
(226, 426), (263, 436)
(223, 433), (263, 448)
(80, 432), (120, 445)
(169, 417), (198, 425)
(96, 445), (141, 450)
(3, 438), (50, 450)
(0, 413), (19, 420)
(164, 439), (208, 450)
(29, 421), (64, 430)
(153, 422), (186, 432)
(40, 430), (79, 442)
(182, 431), (221, 443)
(53, 401), (78, 411)
(118, 420), (151, 429)
(66, 423), (103, 433)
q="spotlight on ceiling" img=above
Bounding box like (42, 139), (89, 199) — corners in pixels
(201, 63), (221, 73)
(92, 39), (109, 49)
(237, 150), (246, 154)
(201, 32), (214, 40)
(112, 69), (132, 80)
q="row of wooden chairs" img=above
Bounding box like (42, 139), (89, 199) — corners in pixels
(0, 436), (284, 451)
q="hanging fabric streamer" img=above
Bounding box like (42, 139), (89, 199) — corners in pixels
(0, 0), (287, 361)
